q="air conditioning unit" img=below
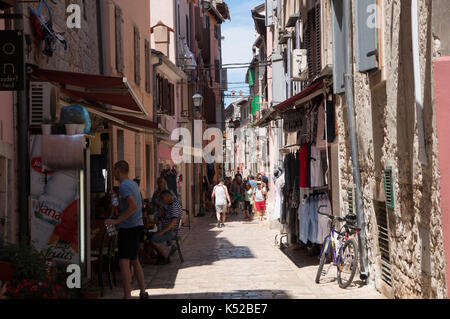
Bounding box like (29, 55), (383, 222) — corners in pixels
(29, 82), (57, 125)
(291, 49), (308, 81)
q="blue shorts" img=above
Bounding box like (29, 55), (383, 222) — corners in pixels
(150, 231), (176, 243)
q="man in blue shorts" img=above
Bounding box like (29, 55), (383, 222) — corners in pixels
(105, 161), (148, 299)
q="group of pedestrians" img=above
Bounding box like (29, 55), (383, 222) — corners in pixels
(212, 172), (269, 228)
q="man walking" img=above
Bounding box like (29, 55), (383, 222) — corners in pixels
(105, 161), (148, 299)
(212, 178), (231, 228)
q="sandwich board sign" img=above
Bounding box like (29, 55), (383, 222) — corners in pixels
(0, 30), (24, 91)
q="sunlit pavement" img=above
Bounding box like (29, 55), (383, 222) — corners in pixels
(102, 214), (384, 299)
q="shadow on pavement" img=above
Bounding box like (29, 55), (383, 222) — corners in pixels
(144, 289), (294, 299)
(145, 215), (256, 289)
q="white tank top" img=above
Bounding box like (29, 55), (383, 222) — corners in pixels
(254, 188), (265, 202)
(214, 185), (227, 206)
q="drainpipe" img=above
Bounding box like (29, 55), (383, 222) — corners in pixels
(343, 0), (369, 280)
(13, 3), (30, 243)
(411, 0), (428, 165)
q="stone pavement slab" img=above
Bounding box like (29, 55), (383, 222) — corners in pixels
(102, 214), (384, 299)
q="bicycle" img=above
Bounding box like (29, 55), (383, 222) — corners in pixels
(315, 206), (361, 289)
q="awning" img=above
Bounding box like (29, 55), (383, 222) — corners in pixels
(31, 68), (149, 118)
(274, 80), (325, 113)
(84, 106), (169, 136)
(253, 108), (281, 128)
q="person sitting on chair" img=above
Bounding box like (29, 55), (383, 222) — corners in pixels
(148, 190), (182, 265)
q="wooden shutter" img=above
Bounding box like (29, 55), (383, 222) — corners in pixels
(215, 60), (220, 83)
(134, 25), (141, 87)
(145, 39), (150, 93)
(315, 2), (322, 76)
(115, 6), (124, 75)
(195, 5), (202, 42)
(331, 0), (345, 94)
(355, 0), (379, 72)
(305, 4), (321, 80)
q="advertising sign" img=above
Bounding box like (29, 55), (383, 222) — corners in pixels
(30, 136), (79, 264)
(0, 30), (24, 91)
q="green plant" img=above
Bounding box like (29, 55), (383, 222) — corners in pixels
(0, 241), (47, 283)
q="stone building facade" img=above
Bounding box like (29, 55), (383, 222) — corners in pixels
(335, 0), (447, 298)
(26, 0), (100, 73)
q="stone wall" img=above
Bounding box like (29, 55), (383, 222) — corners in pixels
(25, 0), (100, 74)
(336, 0), (447, 298)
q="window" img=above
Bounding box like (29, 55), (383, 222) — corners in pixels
(186, 15), (190, 47)
(115, 6), (124, 74)
(189, 2), (193, 49)
(214, 25), (220, 39)
(134, 25), (141, 87)
(304, 3), (322, 79)
(215, 60), (220, 83)
(145, 144), (152, 198)
(135, 133), (141, 179)
(145, 39), (150, 93)
(156, 75), (175, 116)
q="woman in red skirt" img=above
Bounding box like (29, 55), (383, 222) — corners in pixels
(253, 182), (267, 221)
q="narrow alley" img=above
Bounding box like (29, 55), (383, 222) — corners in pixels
(104, 215), (382, 299)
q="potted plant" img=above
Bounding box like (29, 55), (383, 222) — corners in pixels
(81, 279), (100, 299)
(0, 241), (16, 282)
(41, 118), (53, 135)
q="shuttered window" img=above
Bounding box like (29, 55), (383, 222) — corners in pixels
(134, 25), (141, 87)
(215, 59), (220, 83)
(331, 0), (345, 94)
(304, 3), (322, 80)
(145, 39), (150, 93)
(115, 6), (124, 75)
(355, 0), (379, 72)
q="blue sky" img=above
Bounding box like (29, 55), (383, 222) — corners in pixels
(222, 0), (262, 107)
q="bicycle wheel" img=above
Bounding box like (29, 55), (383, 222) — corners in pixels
(337, 238), (358, 289)
(315, 236), (331, 284)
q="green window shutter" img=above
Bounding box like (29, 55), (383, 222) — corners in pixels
(347, 187), (355, 216)
(248, 69), (255, 87)
(383, 167), (395, 210)
(251, 95), (260, 115)
(355, 0), (379, 72)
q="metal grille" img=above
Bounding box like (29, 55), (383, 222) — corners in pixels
(375, 202), (392, 287)
(383, 167), (395, 209)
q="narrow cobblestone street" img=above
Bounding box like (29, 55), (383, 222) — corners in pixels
(103, 215), (383, 299)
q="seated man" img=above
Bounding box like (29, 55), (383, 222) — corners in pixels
(148, 190), (182, 265)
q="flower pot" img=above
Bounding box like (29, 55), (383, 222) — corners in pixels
(0, 261), (15, 282)
(82, 290), (100, 299)
(65, 124), (77, 135)
(75, 124), (85, 134)
(41, 124), (52, 135)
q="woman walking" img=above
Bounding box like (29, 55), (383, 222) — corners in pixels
(253, 181), (267, 221)
(244, 182), (254, 220)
